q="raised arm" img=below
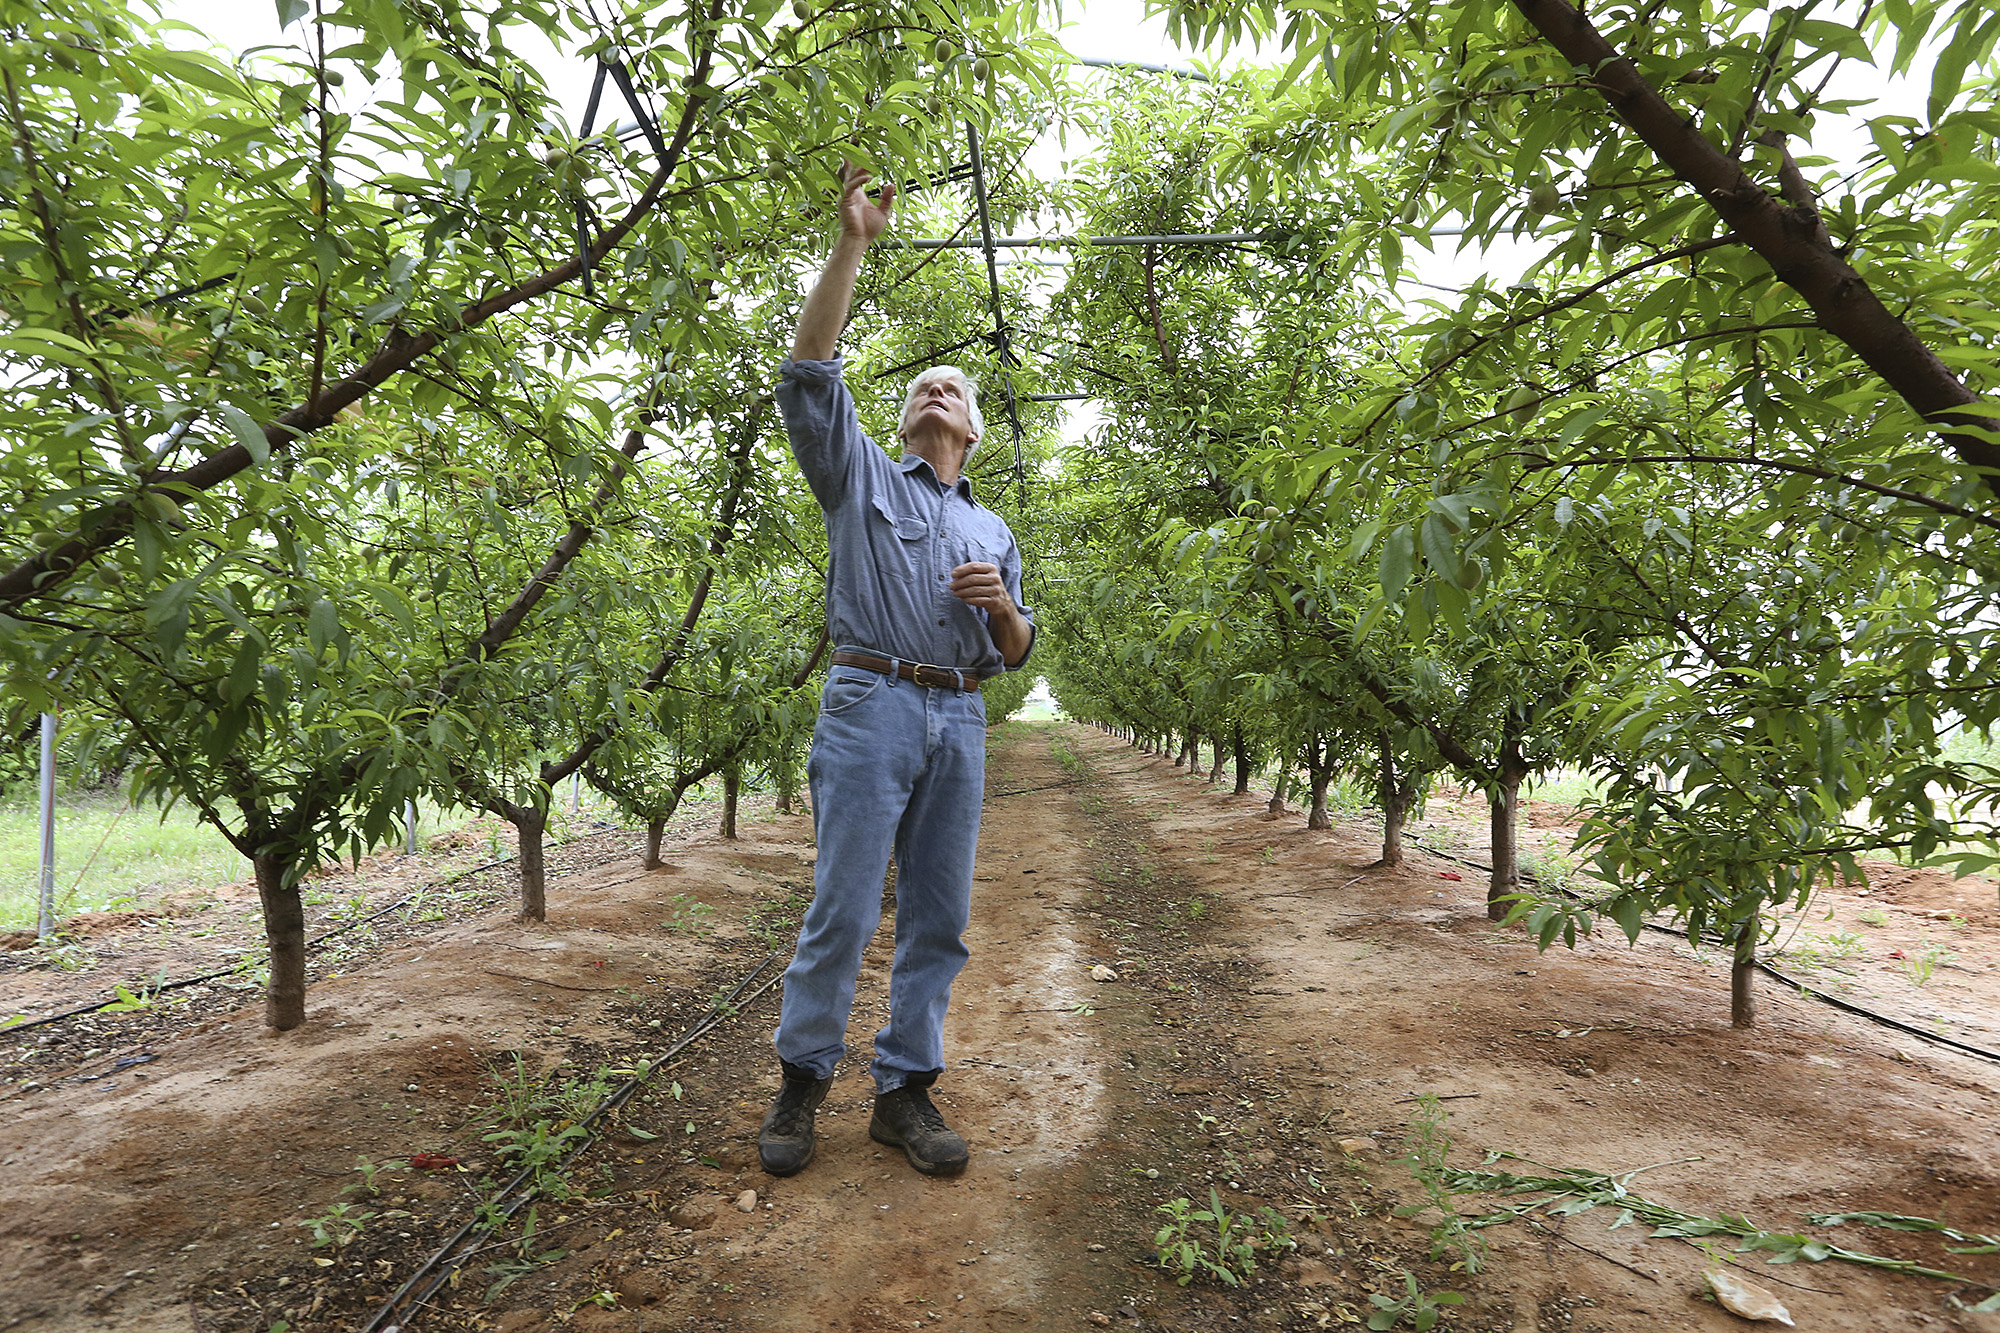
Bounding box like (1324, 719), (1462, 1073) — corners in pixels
(790, 166), (896, 362)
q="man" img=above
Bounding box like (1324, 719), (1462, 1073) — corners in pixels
(759, 165), (1034, 1179)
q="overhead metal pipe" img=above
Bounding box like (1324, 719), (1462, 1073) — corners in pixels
(887, 226), (1470, 250)
(1069, 55), (1214, 83)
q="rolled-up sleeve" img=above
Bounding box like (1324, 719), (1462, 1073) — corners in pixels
(776, 356), (864, 506)
(997, 531), (1036, 671)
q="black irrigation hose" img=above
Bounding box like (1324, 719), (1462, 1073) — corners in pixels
(357, 954), (781, 1333)
(0, 853), (520, 1041)
(1402, 837), (2000, 1066)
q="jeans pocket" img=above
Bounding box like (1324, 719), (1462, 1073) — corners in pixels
(821, 670), (883, 715)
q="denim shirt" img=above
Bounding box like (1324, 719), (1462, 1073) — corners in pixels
(776, 356), (1033, 675)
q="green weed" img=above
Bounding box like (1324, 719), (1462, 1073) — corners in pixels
(663, 893), (713, 936)
(1396, 1093), (1486, 1274)
(1366, 1271), (1466, 1331)
(1900, 933), (1955, 986)
(342, 1155), (405, 1199)
(1151, 1187), (1294, 1286)
(299, 1202), (374, 1249)
(746, 888), (811, 951)
(1780, 929), (1868, 973)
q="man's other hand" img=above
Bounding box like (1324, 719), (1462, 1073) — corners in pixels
(838, 163), (896, 244)
(948, 562), (1013, 614)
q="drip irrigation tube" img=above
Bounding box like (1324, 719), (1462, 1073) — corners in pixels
(1401, 837), (2000, 1066)
(358, 954), (782, 1333)
(0, 853), (520, 1040)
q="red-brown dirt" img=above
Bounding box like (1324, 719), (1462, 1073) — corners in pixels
(1, 722), (1996, 1333)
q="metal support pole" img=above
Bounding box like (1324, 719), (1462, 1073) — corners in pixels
(965, 120), (1029, 500)
(36, 713), (56, 939)
(404, 797), (418, 856)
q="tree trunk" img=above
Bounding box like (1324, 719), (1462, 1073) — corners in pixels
(1267, 768), (1290, 817)
(1207, 738), (1226, 785)
(512, 804), (548, 922)
(1488, 770), (1524, 921)
(721, 767), (741, 839)
(644, 817), (666, 869)
(255, 851), (307, 1031)
(1173, 733), (1187, 767)
(774, 753), (798, 815)
(1233, 722), (1252, 795)
(1307, 770), (1332, 830)
(1731, 914), (1759, 1029)
(1377, 732), (1416, 868)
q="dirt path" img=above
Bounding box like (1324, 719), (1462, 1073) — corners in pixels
(1, 721), (1996, 1333)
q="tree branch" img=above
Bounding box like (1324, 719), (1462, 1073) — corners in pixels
(1510, 0), (2000, 488)
(0, 61), (718, 613)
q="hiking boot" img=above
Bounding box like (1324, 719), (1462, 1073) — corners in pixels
(758, 1061), (832, 1177)
(869, 1075), (969, 1176)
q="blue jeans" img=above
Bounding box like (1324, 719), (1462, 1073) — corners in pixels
(775, 659), (987, 1092)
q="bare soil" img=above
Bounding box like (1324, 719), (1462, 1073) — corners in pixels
(1, 722), (1996, 1333)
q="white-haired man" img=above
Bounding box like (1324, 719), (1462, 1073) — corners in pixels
(759, 166), (1034, 1179)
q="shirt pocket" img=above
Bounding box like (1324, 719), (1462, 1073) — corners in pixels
(955, 530), (1008, 572)
(870, 494), (928, 580)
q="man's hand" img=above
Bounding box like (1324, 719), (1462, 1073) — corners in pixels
(837, 164), (896, 244)
(790, 164), (894, 362)
(948, 562), (1011, 614)
(951, 562), (1033, 667)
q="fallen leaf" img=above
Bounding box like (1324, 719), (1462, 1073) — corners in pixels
(1437, 871), (1463, 881)
(1704, 1269), (1794, 1325)
(409, 1152), (460, 1171)
(1090, 964), (1119, 982)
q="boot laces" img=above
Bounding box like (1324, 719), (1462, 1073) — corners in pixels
(901, 1087), (947, 1132)
(769, 1081), (819, 1135)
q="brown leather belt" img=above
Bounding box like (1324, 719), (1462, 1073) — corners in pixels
(831, 650), (981, 693)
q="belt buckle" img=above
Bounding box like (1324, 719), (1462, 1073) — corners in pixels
(912, 662), (959, 690)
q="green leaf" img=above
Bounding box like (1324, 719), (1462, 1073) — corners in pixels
(308, 598), (338, 656)
(220, 404), (271, 466)
(1378, 525), (1415, 602)
(1607, 895), (1644, 943)
(275, 0), (308, 26)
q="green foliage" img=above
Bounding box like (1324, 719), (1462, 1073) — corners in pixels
(1395, 1093), (1485, 1274)
(298, 1202), (374, 1250)
(1365, 1272), (1465, 1331)
(745, 887), (812, 951)
(1036, 3), (2000, 1025)
(1442, 1156), (1978, 1284)
(1151, 1187), (1295, 1286)
(9, 0), (2000, 1037)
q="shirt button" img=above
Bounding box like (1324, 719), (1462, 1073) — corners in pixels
(938, 618), (948, 626)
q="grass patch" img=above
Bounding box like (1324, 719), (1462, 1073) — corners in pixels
(0, 793), (247, 931)
(0, 791), (496, 933)
(1521, 769), (1606, 806)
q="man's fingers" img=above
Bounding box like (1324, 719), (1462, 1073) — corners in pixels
(877, 179), (897, 214)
